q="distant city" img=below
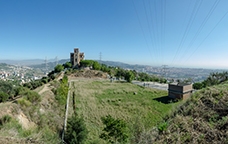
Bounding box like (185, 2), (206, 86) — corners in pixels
(0, 63), (43, 84)
(1, 58), (226, 84)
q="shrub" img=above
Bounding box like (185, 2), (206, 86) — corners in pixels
(0, 115), (12, 125)
(14, 86), (25, 96)
(64, 114), (88, 144)
(41, 77), (49, 84)
(54, 64), (64, 73)
(0, 91), (9, 102)
(26, 91), (41, 103)
(20, 90), (41, 103)
(100, 115), (129, 143)
(157, 122), (168, 133)
(17, 98), (32, 107)
(125, 71), (134, 83)
(55, 75), (68, 105)
(63, 62), (72, 69)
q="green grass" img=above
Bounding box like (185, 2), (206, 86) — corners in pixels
(70, 79), (182, 143)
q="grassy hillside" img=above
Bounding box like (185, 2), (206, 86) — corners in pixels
(5, 72), (227, 143)
(154, 82), (228, 143)
(0, 80), (65, 144)
(69, 78), (182, 143)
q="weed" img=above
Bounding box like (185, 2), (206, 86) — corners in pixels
(17, 98), (31, 108)
(157, 122), (168, 133)
(0, 115), (12, 126)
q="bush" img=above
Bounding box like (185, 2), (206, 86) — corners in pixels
(193, 82), (204, 90)
(100, 115), (129, 143)
(41, 77), (49, 84)
(157, 122), (168, 133)
(20, 90), (41, 104)
(64, 114), (88, 144)
(17, 98), (32, 107)
(0, 115), (12, 125)
(63, 62), (72, 69)
(55, 75), (68, 105)
(14, 86), (26, 96)
(23, 80), (43, 90)
(26, 91), (41, 103)
(125, 71), (134, 83)
(54, 64), (64, 73)
(0, 91), (9, 102)
(0, 80), (15, 96)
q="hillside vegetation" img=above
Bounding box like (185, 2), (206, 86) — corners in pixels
(154, 82), (228, 143)
(1, 60), (227, 143)
(68, 78), (182, 143)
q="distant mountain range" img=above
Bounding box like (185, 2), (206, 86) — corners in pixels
(1, 59), (227, 82)
(0, 59), (57, 66)
(28, 59), (147, 72)
(29, 59), (69, 72)
(0, 59), (149, 70)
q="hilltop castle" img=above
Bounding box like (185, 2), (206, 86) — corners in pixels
(70, 48), (84, 68)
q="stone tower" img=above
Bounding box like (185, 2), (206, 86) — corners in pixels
(70, 48), (84, 68)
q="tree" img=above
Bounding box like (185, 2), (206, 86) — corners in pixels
(101, 64), (110, 72)
(115, 68), (126, 79)
(64, 114), (88, 144)
(100, 115), (128, 143)
(54, 64), (64, 73)
(80, 60), (93, 67)
(64, 62), (72, 69)
(125, 71), (134, 83)
(0, 91), (9, 102)
(193, 82), (204, 90)
(92, 61), (101, 70)
(0, 80), (14, 96)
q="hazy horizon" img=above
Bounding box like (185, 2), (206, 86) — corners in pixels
(0, 58), (227, 70)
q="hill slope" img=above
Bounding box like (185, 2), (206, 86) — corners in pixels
(67, 78), (182, 143)
(155, 82), (228, 143)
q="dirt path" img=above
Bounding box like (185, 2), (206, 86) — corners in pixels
(57, 72), (64, 80)
(38, 84), (50, 95)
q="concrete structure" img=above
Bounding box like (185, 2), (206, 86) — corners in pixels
(168, 83), (193, 99)
(70, 48), (84, 68)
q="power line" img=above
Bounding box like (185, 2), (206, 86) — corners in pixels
(183, 8), (228, 65)
(171, 0), (201, 65)
(188, 0), (220, 49)
(177, 0), (203, 63)
(161, 0), (167, 65)
(132, 0), (154, 63)
(148, 0), (157, 58)
(179, 0), (220, 63)
(143, 0), (156, 63)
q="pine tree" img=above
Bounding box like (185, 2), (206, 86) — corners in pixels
(64, 115), (88, 144)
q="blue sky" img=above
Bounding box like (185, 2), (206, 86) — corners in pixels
(1, 0), (228, 69)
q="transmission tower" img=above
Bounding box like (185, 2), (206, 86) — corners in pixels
(55, 56), (58, 66)
(99, 52), (102, 61)
(45, 57), (48, 75)
(161, 65), (168, 77)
